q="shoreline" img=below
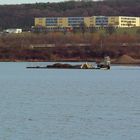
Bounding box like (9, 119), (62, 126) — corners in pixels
(0, 59), (140, 66)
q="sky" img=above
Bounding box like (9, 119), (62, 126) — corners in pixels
(0, 0), (99, 5)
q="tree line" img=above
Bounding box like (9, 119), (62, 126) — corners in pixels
(0, 0), (140, 29)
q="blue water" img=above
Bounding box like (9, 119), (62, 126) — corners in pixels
(0, 62), (140, 140)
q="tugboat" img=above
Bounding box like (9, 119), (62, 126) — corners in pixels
(97, 56), (111, 69)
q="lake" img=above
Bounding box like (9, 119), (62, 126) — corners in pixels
(0, 62), (140, 140)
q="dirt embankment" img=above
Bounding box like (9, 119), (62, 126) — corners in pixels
(113, 55), (140, 64)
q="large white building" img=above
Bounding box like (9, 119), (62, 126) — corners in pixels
(4, 28), (22, 34)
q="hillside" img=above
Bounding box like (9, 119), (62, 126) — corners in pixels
(0, 32), (140, 62)
(0, 0), (140, 29)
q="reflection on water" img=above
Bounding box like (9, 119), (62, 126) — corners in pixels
(0, 62), (140, 140)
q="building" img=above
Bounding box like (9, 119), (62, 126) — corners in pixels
(4, 28), (22, 34)
(34, 16), (140, 30)
(108, 16), (140, 27)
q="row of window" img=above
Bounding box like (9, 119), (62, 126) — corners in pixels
(68, 21), (83, 23)
(121, 20), (136, 23)
(46, 17), (84, 21)
(96, 17), (108, 20)
(68, 20), (84, 23)
(46, 21), (57, 24)
(46, 21), (83, 24)
(45, 22), (95, 26)
(46, 22), (139, 27)
(96, 24), (108, 26)
(68, 17), (84, 20)
(121, 18), (136, 20)
(121, 24), (136, 26)
(96, 21), (108, 23)
(46, 24), (58, 26)
(45, 18), (139, 25)
(96, 19), (108, 21)
(68, 24), (81, 27)
(46, 18), (57, 20)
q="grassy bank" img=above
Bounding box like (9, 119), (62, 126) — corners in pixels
(0, 30), (140, 63)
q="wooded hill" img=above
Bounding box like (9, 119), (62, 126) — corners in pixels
(0, 0), (140, 29)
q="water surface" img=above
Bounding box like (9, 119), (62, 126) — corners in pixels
(0, 62), (140, 140)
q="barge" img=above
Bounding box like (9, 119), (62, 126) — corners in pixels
(26, 56), (111, 70)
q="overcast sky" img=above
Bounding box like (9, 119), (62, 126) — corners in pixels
(0, 0), (59, 5)
(0, 0), (99, 5)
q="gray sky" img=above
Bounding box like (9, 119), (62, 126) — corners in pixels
(1, 0), (57, 5)
(0, 0), (99, 5)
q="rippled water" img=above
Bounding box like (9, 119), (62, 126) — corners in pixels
(0, 62), (140, 140)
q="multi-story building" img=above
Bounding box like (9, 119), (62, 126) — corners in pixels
(108, 16), (140, 27)
(34, 16), (140, 30)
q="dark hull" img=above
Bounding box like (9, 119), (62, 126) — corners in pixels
(26, 63), (110, 69)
